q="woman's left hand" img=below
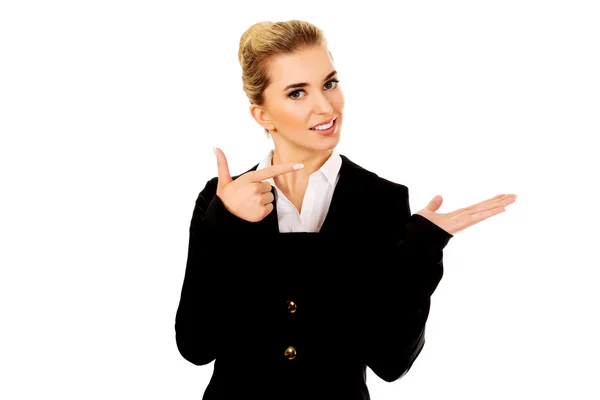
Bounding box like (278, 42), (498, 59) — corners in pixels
(416, 193), (517, 235)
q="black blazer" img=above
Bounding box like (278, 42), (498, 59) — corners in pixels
(175, 154), (453, 400)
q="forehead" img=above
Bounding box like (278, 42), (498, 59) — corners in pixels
(267, 45), (335, 88)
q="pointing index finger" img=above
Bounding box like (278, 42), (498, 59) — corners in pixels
(243, 163), (304, 182)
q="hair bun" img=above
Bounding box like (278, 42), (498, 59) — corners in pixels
(238, 21), (272, 65)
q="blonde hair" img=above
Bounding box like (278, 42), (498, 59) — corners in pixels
(238, 20), (328, 136)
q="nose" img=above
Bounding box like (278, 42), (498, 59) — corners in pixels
(312, 91), (333, 115)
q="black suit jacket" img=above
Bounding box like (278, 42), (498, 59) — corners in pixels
(175, 154), (453, 400)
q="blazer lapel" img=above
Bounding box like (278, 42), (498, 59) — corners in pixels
(319, 154), (364, 235)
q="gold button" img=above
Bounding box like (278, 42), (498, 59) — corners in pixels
(287, 300), (297, 313)
(284, 346), (297, 360)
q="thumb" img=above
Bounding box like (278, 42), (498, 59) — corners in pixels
(426, 194), (443, 212)
(214, 147), (232, 190)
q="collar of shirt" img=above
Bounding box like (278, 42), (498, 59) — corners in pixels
(256, 149), (342, 187)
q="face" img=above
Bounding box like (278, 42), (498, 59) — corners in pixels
(251, 44), (345, 154)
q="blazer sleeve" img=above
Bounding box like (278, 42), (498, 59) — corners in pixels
(174, 177), (252, 365)
(361, 185), (453, 382)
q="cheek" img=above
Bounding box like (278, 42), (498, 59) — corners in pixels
(279, 104), (312, 127)
(333, 90), (345, 111)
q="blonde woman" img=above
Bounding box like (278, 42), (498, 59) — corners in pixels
(175, 20), (517, 400)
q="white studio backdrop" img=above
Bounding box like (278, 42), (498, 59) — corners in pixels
(1, 1), (599, 399)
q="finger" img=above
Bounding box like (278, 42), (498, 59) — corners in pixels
(248, 181), (272, 197)
(261, 191), (274, 205)
(447, 194), (515, 219)
(258, 181), (273, 194)
(468, 205), (506, 224)
(465, 194), (506, 210)
(243, 163), (304, 183)
(425, 194), (443, 212)
(467, 195), (516, 215)
(261, 202), (274, 219)
(215, 147), (232, 189)
(447, 196), (503, 218)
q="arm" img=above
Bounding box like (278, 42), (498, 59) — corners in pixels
(362, 186), (452, 382)
(174, 178), (252, 365)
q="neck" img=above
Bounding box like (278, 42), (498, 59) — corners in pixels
(270, 145), (334, 196)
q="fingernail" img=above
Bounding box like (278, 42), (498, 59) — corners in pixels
(293, 163), (304, 170)
(213, 146), (217, 156)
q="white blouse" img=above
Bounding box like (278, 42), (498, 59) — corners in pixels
(255, 149), (342, 233)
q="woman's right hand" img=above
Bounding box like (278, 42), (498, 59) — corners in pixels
(214, 147), (304, 222)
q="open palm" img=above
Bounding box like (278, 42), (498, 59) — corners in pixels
(416, 193), (517, 235)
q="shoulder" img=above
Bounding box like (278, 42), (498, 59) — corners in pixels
(339, 154), (408, 197)
(338, 155), (411, 239)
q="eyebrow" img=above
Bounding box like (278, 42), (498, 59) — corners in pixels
(282, 70), (338, 92)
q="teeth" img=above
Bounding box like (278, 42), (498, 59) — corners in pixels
(312, 117), (335, 130)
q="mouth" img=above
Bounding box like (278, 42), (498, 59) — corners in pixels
(309, 116), (338, 136)
(309, 116), (337, 131)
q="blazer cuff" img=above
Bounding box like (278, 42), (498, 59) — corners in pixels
(404, 213), (453, 252)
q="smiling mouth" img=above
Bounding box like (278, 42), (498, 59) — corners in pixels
(310, 117), (337, 130)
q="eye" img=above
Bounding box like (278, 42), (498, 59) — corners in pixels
(288, 90), (304, 99)
(324, 79), (339, 90)
(287, 79), (340, 100)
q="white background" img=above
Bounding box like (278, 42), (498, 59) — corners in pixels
(1, 1), (599, 399)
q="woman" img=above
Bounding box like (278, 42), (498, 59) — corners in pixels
(175, 20), (516, 400)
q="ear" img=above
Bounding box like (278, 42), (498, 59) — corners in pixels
(249, 104), (275, 131)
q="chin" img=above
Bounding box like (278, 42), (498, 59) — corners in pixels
(310, 134), (340, 152)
